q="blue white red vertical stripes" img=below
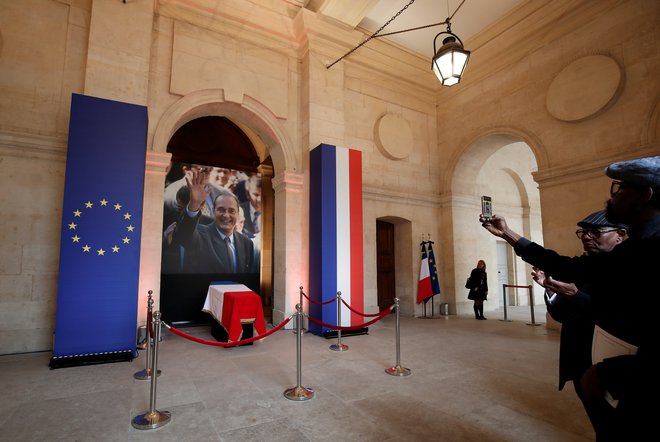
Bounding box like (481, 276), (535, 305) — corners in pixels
(417, 243), (432, 304)
(309, 144), (363, 334)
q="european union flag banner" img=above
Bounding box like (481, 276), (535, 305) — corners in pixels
(309, 144), (364, 335)
(427, 242), (442, 300)
(51, 94), (147, 368)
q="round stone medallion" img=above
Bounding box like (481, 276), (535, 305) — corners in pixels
(374, 113), (413, 160)
(546, 55), (623, 122)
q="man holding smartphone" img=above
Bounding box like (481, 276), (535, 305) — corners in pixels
(532, 210), (627, 422)
(479, 156), (660, 440)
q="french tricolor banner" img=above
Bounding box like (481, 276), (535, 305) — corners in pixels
(309, 144), (364, 335)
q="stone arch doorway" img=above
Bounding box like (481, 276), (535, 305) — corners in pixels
(375, 216), (412, 314)
(159, 115), (275, 324)
(449, 134), (544, 317)
(139, 90), (300, 324)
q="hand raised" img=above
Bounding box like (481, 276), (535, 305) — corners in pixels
(480, 214), (507, 236)
(544, 276), (578, 297)
(531, 266), (546, 287)
(185, 168), (211, 212)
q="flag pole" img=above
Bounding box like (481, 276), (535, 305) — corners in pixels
(419, 239), (429, 319)
(427, 238), (442, 319)
(429, 235), (435, 317)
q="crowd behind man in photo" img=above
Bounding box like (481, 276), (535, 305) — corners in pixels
(162, 163), (262, 274)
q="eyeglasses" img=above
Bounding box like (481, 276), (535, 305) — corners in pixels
(610, 181), (624, 196)
(575, 228), (620, 239)
(610, 180), (640, 197)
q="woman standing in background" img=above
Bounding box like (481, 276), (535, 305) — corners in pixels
(466, 260), (488, 320)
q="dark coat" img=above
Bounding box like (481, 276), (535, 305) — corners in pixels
(173, 212), (254, 274)
(240, 200), (260, 238)
(466, 268), (488, 300)
(514, 214), (660, 435)
(545, 289), (594, 391)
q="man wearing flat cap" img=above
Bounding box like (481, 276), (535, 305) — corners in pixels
(532, 209), (627, 428)
(480, 155), (660, 440)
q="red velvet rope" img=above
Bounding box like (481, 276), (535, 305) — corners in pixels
(163, 316), (292, 347)
(301, 290), (336, 306)
(306, 305), (393, 330)
(340, 298), (382, 317)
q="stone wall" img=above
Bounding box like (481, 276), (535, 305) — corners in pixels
(0, 0), (658, 353)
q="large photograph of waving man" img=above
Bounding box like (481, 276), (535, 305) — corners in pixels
(161, 162), (262, 276)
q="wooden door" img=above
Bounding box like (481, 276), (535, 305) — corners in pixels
(376, 220), (396, 310)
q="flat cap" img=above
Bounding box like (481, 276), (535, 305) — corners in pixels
(577, 210), (628, 230)
(605, 155), (660, 189)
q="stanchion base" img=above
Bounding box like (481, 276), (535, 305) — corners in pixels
(499, 319), (513, 322)
(133, 368), (162, 380)
(385, 365), (411, 376)
(131, 410), (171, 430)
(526, 323), (542, 326)
(329, 343), (348, 351)
(283, 386), (315, 401)
(322, 328), (368, 339)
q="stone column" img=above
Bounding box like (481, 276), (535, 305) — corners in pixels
(257, 164), (274, 311)
(271, 171), (305, 325)
(136, 151), (171, 320)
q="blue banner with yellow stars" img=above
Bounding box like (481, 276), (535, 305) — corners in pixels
(53, 94), (147, 364)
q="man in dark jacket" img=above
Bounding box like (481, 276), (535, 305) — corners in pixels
(533, 210), (627, 413)
(481, 155), (660, 441)
(173, 168), (254, 274)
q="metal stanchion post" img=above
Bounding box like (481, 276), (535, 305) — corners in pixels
(293, 286), (308, 334)
(284, 303), (315, 401)
(132, 311), (171, 430)
(136, 290), (152, 351)
(134, 292), (161, 380)
(330, 291), (348, 351)
(526, 285), (541, 326)
(500, 284), (512, 322)
(385, 298), (411, 376)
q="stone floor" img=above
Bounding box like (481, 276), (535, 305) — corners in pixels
(0, 307), (594, 441)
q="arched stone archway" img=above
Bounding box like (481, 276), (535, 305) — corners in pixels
(443, 132), (545, 317)
(151, 89), (297, 173)
(137, 91), (304, 325)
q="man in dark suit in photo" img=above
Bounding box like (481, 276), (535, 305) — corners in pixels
(173, 168), (254, 274)
(240, 173), (262, 238)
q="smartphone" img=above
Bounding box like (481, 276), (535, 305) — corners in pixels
(481, 196), (493, 222)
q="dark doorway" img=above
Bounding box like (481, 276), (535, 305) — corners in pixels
(376, 220), (396, 311)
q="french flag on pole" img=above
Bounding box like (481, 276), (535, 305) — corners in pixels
(309, 144), (364, 335)
(417, 241), (441, 304)
(417, 243), (433, 303)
